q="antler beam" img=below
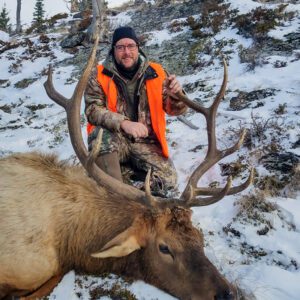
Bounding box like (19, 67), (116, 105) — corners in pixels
(174, 60), (253, 206)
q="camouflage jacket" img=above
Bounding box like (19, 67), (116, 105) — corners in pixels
(84, 49), (187, 142)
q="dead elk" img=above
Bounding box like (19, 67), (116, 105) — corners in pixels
(0, 35), (253, 300)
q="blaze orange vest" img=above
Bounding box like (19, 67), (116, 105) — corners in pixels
(87, 62), (169, 157)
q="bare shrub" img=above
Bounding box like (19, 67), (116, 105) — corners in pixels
(256, 175), (287, 196)
(233, 5), (296, 41)
(274, 103), (287, 115)
(238, 44), (266, 71)
(187, 0), (237, 36)
(228, 112), (286, 153)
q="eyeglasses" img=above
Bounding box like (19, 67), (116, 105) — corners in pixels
(114, 43), (138, 52)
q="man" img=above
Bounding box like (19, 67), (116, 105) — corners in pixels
(84, 26), (187, 196)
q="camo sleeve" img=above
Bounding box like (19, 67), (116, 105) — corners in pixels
(84, 66), (127, 132)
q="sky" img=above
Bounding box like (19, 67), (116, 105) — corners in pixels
(0, 0), (129, 27)
(1, 0), (300, 299)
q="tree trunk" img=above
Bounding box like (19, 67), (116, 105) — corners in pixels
(16, 0), (22, 34)
(87, 0), (106, 42)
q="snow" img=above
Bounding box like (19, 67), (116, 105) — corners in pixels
(0, 29), (9, 41)
(146, 28), (188, 46)
(228, 0), (259, 13)
(1, 0), (300, 299)
(0, 0), (130, 27)
(109, 10), (133, 29)
(0, 0), (69, 27)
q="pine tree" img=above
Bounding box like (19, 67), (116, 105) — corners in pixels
(33, 0), (45, 30)
(0, 4), (10, 32)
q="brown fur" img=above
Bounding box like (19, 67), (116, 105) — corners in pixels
(0, 152), (235, 300)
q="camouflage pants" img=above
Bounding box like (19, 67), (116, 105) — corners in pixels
(88, 127), (178, 197)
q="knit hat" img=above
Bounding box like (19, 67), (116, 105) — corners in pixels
(112, 26), (139, 47)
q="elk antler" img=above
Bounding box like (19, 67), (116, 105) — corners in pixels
(175, 59), (253, 207)
(43, 24), (147, 205)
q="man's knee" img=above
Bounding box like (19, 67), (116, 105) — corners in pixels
(95, 152), (123, 182)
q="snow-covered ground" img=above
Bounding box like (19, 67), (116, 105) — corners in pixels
(0, 0), (300, 299)
(0, 0), (130, 27)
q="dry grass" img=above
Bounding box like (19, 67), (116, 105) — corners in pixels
(234, 190), (277, 227)
(89, 283), (137, 300)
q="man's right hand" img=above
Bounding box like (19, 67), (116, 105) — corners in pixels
(120, 120), (149, 139)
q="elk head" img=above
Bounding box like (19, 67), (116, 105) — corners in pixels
(44, 29), (253, 300)
(87, 205), (236, 300)
(138, 207), (236, 300)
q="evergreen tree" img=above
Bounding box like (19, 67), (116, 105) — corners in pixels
(0, 4), (10, 32)
(33, 0), (45, 30)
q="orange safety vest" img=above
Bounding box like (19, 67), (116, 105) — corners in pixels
(87, 62), (169, 157)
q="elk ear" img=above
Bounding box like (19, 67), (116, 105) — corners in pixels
(91, 224), (144, 258)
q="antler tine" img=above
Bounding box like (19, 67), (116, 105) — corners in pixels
(144, 168), (158, 208)
(186, 176), (233, 207)
(44, 34), (100, 167)
(207, 58), (228, 154)
(174, 59), (252, 206)
(44, 65), (69, 109)
(43, 25), (147, 204)
(86, 127), (103, 170)
(194, 168), (254, 197)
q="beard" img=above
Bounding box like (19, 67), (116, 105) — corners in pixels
(119, 55), (139, 71)
(114, 55), (141, 80)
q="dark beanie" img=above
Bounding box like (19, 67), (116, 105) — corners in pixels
(112, 26), (139, 46)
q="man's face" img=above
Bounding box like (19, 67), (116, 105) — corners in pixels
(114, 38), (139, 70)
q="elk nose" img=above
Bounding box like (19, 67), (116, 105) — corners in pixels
(214, 290), (235, 300)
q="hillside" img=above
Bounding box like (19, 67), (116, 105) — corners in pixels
(0, 0), (299, 299)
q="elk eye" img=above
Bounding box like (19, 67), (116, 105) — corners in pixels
(159, 244), (171, 255)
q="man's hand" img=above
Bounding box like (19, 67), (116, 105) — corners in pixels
(120, 120), (149, 138)
(163, 74), (182, 95)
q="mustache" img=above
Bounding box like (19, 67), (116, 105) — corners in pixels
(121, 54), (133, 59)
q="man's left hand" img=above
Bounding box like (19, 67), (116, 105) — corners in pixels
(163, 74), (182, 95)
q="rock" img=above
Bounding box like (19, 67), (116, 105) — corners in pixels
(284, 32), (300, 49)
(229, 89), (277, 111)
(0, 104), (12, 113)
(73, 10), (92, 20)
(14, 78), (38, 89)
(69, 18), (92, 34)
(292, 138), (300, 149)
(134, 0), (147, 5)
(262, 37), (295, 56)
(0, 79), (10, 88)
(128, 0), (200, 33)
(48, 13), (69, 26)
(39, 34), (50, 43)
(25, 104), (49, 112)
(183, 79), (207, 94)
(260, 152), (300, 176)
(60, 32), (86, 48)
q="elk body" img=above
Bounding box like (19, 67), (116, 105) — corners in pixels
(1, 152), (235, 300)
(0, 34), (253, 300)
